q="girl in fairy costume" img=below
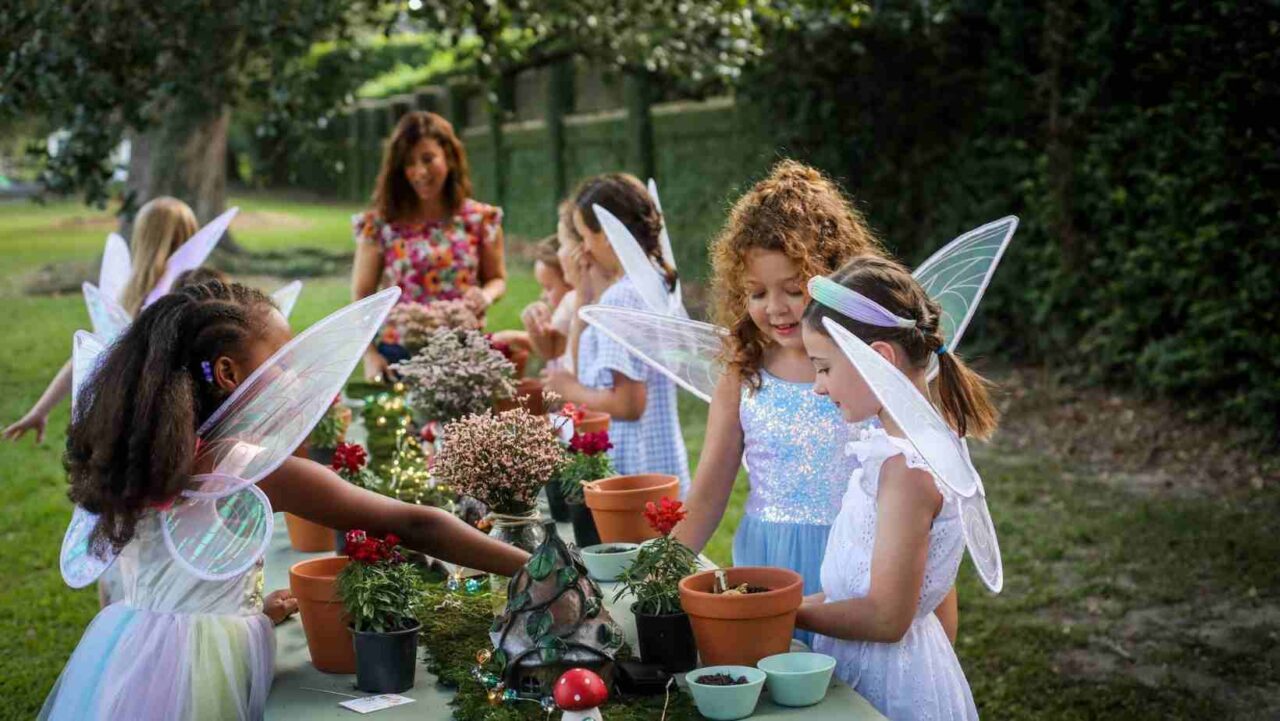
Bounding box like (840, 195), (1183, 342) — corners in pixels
(41, 281), (526, 720)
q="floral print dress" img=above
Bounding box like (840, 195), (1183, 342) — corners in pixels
(352, 199), (503, 305)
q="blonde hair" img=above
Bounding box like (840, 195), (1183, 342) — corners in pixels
(119, 197), (198, 314)
(711, 160), (884, 391)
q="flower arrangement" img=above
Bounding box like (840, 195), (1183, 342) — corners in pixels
(614, 499), (698, 615)
(434, 409), (567, 515)
(557, 431), (615, 503)
(337, 531), (428, 633)
(384, 296), (485, 353)
(393, 328), (517, 424)
(331, 442), (381, 489)
(308, 395), (352, 450)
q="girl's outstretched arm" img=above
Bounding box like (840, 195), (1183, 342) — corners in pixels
(796, 456), (941, 644)
(673, 372), (745, 553)
(4, 359), (72, 442)
(544, 370), (646, 421)
(261, 456), (529, 576)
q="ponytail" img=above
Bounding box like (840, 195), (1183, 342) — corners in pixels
(934, 351), (998, 440)
(66, 280), (275, 554)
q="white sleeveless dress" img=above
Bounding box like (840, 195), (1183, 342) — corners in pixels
(811, 427), (979, 720)
(39, 514), (275, 720)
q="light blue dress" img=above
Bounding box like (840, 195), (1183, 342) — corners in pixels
(732, 371), (866, 642)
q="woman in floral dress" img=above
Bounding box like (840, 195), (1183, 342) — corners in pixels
(352, 111), (508, 380)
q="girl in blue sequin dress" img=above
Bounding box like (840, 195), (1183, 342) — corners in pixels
(672, 163), (963, 643)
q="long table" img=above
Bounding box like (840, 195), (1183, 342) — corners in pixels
(263, 517), (884, 720)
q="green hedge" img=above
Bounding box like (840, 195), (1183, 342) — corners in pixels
(738, 1), (1280, 435)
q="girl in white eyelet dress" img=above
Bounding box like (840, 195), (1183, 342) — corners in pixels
(799, 255), (1006, 721)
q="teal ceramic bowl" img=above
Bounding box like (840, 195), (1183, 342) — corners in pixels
(579, 543), (640, 581)
(756, 652), (836, 707)
(685, 666), (767, 720)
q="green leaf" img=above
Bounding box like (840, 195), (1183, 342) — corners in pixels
(557, 566), (578, 588)
(493, 649), (508, 671)
(528, 543), (556, 581)
(508, 590), (531, 612)
(584, 596), (602, 618)
(525, 609), (552, 639)
(537, 634), (565, 663)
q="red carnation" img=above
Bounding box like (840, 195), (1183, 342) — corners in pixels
(643, 497), (686, 536)
(331, 442), (368, 476)
(569, 430), (612, 456)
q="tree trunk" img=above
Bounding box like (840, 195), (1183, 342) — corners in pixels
(120, 105), (243, 253)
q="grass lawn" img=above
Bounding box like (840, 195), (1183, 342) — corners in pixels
(0, 196), (1273, 719)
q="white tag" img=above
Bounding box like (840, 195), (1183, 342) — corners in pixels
(339, 694), (416, 714)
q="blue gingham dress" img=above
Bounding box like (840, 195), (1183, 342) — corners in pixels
(578, 277), (691, 494)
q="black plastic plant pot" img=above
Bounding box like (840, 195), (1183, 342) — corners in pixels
(633, 607), (697, 673)
(307, 446), (335, 467)
(333, 529), (348, 556)
(352, 623), (421, 693)
(545, 480), (570, 523)
(568, 501), (601, 548)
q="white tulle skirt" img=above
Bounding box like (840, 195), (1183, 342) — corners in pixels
(39, 602), (274, 720)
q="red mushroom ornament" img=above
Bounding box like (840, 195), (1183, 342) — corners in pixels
(554, 668), (609, 721)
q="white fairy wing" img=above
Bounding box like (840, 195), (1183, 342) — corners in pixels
(99, 232), (132, 303)
(646, 179), (685, 315)
(823, 318), (1003, 592)
(912, 216), (1018, 353)
(60, 331), (117, 588)
(270, 280), (303, 320)
(159, 287), (399, 580)
(82, 282), (133, 341)
(578, 305), (727, 402)
(592, 203), (685, 317)
(143, 207), (239, 308)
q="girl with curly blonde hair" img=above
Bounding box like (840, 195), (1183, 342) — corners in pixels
(673, 160), (957, 643)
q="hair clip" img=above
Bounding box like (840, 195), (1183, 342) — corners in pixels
(936, 344), (948, 356)
(200, 360), (214, 383)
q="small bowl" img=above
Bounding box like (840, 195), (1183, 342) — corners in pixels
(685, 665), (767, 720)
(756, 652), (836, 707)
(579, 543), (640, 581)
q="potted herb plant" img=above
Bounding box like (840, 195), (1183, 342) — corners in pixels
(556, 430), (614, 548)
(614, 498), (700, 673)
(337, 530), (427, 693)
(392, 328), (517, 427)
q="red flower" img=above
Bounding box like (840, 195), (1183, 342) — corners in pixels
(569, 431), (612, 456)
(484, 333), (513, 360)
(562, 403), (588, 424)
(331, 443), (368, 475)
(345, 530), (405, 566)
(643, 497), (686, 536)
(420, 424), (437, 444)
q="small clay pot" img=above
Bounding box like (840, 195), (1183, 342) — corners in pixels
(352, 622), (421, 693)
(568, 501), (602, 549)
(576, 411), (610, 434)
(290, 556), (356, 673)
(678, 567), (803, 667)
(583, 474), (679, 543)
(285, 513), (335, 552)
(496, 377), (546, 416)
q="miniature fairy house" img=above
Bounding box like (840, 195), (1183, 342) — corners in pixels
(489, 522), (623, 696)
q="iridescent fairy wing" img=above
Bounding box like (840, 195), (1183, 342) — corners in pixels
(647, 179), (686, 317)
(823, 318), (1003, 592)
(578, 305), (727, 402)
(912, 216), (1018, 353)
(592, 203), (686, 318)
(99, 232), (132, 303)
(82, 282), (133, 341)
(159, 287), (399, 580)
(270, 280), (303, 320)
(60, 331), (118, 588)
(143, 207), (239, 308)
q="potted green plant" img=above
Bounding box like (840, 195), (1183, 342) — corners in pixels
(557, 430), (614, 548)
(614, 498), (700, 673)
(337, 530), (427, 693)
(392, 328), (517, 427)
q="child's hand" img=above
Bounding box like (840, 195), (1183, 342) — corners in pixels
(521, 301), (551, 336)
(542, 368), (581, 400)
(362, 348), (390, 384)
(263, 589), (299, 626)
(3, 410), (47, 443)
(463, 285), (491, 310)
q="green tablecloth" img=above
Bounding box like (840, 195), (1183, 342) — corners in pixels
(262, 517), (884, 720)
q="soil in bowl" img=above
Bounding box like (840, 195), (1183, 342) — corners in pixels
(594, 546), (634, 554)
(696, 673), (750, 686)
(716, 584), (773, 595)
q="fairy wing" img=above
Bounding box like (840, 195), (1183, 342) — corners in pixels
(823, 318), (1003, 592)
(578, 305), (727, 402)
(99, 232), (132, 303)
(82, 282), (133, 341)
(647, 179), (685, 316)
(60, 331), (118, 588)
(159, 287), (399, 581)
(912, 216), (1018, 353)
(592, 203), (686, 318)
(270, 280), (304, 320)
(143, 207), (239, 308)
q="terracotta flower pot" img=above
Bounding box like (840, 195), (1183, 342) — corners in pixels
(576, 411), (610, 434)
(285, 513), (335, 552)
(678, 567), (804, 667)
(583, 474), (679, 543)
(495, 378), (546, 416)
(290, 556), (356, 673)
